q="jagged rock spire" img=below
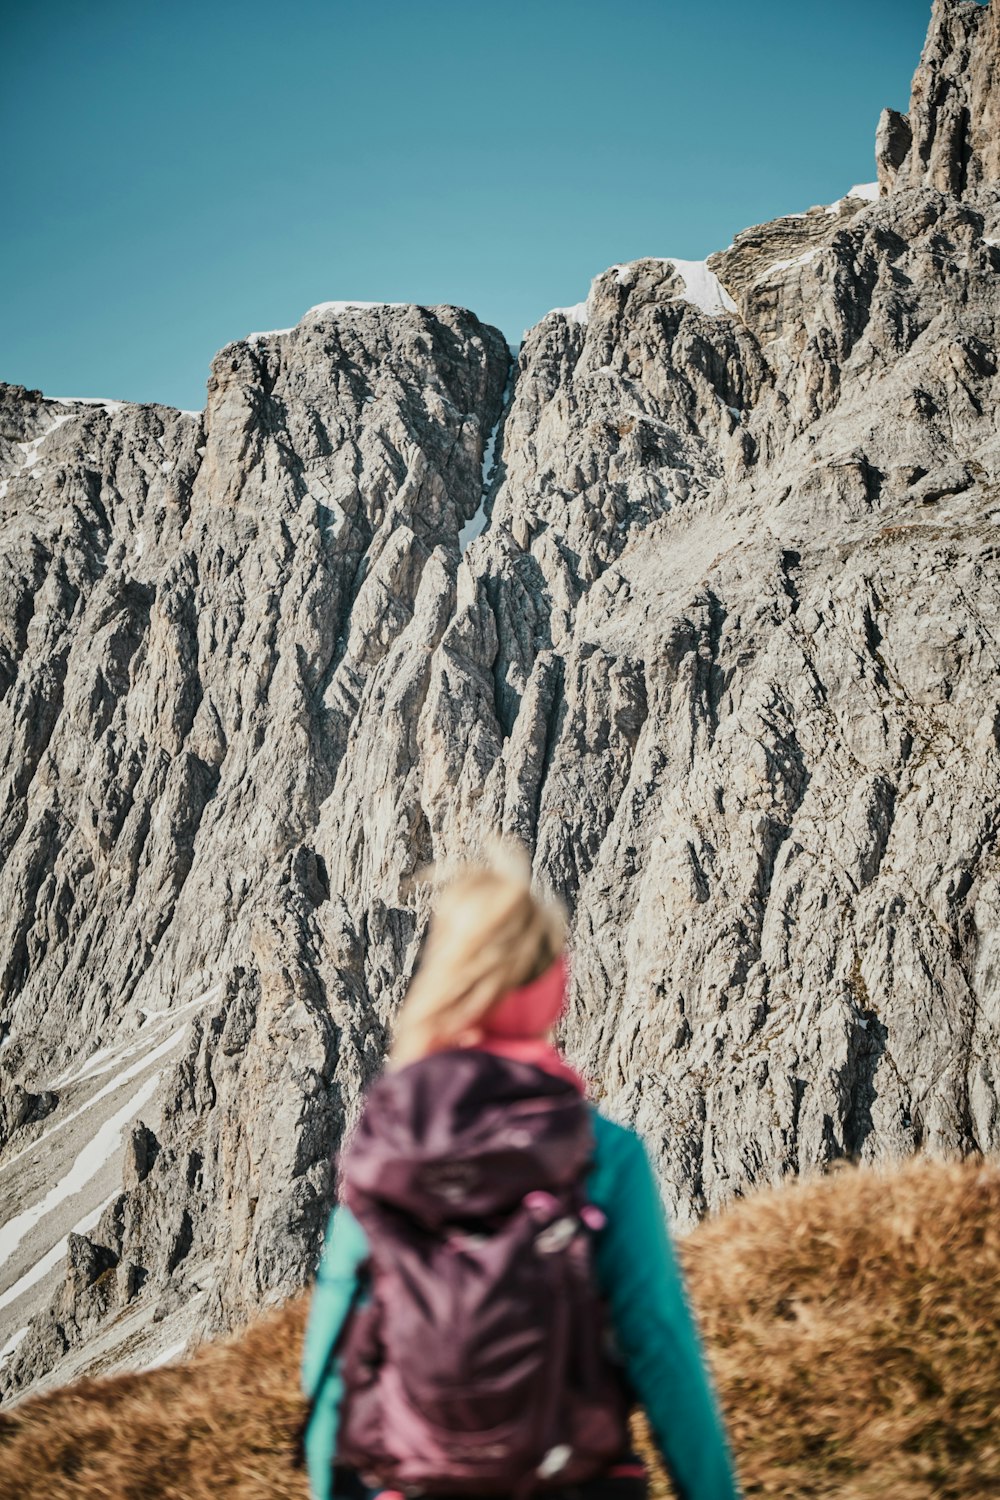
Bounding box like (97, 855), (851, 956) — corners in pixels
(879, 0), (999, 195)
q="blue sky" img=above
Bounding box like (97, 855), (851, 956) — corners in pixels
(2, 0), (932, 412)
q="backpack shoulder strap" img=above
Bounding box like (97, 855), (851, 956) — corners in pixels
(302, 1206), (370, 1397)
(296, 1206), (370, 1477)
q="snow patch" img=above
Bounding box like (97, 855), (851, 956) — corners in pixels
(53, 1045), (114, 1090)
(305, 300), (406, 318)
(755, 246), (822, 283)
(51, 397), (127, 412)
(0, 1195), (116, 1317)
(544, 299), (590, 326)
(458, 498), (489, 551)
(14, 413), (73, 469)
(0, 1326), (29, 1365)
(666, 259), (738, 316)
(6, 1021), (196, 1174)
(243, 327), (293, 343)
(237, 302), (409, 346)
(0, 1073), (162, 1268)
(139, 981), (223, 1026)
(612, 258), (736, 317)
(51, 981), (222, 1091)
(141, 1339), (188, 1371)
(828, 181), (880, 214)
(16, 440), (42, 469)
(459, 359), (516, 552)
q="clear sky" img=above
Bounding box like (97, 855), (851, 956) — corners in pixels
(2, 0), (934, 413)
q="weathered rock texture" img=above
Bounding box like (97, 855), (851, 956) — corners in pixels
(2, 0), (1000, 1396)
(883, 0), (1000, 195)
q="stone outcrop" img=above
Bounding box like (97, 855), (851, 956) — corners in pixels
(884, 0), (1000, 195)
(2, 0), (1000, 1397)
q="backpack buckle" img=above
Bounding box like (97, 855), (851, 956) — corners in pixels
(534, 1216), (577, 1254)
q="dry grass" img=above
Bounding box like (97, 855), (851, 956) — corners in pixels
(677, 1156), (1000, 1499)
(3, 1157), (1000, 1499)
(0, 1304), (312, 1500)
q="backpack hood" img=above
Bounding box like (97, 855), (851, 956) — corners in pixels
(342, 1048), (594, 1232)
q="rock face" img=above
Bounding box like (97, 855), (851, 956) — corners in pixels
(2, 0), (1000, 1396)
(886, 0), (1000, 195)
(0, 310), (509, 1392)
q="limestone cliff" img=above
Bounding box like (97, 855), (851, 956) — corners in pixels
(2, 0), (999, 1396)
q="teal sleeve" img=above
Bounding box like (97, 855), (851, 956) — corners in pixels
(301, 1204), (369, 1500)
(587, 1114), (741, 1500)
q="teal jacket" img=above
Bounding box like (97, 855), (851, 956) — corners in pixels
(301, 1109), (740, 1500)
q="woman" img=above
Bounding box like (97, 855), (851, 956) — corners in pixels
(301, 856), (740, 1500)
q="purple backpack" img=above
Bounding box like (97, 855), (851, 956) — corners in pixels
(336, 1048), (631, 1495)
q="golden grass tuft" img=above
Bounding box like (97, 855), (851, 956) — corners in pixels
(3, 1157), (1000, 1499)
(0, 1303), (312, 1500)
(675, 1155), (1000, 1499)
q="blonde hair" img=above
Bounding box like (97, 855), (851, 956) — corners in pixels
(390, 848), (566, 1069)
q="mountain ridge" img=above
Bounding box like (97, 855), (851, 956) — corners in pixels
(1, 0), (999, 1398)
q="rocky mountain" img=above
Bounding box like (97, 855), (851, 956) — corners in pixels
(2, 0), (999, 1398)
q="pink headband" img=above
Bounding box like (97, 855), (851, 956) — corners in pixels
(480, 953), (569, 1040)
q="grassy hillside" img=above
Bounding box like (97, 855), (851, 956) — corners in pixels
(2, 1157), (998, 1499)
